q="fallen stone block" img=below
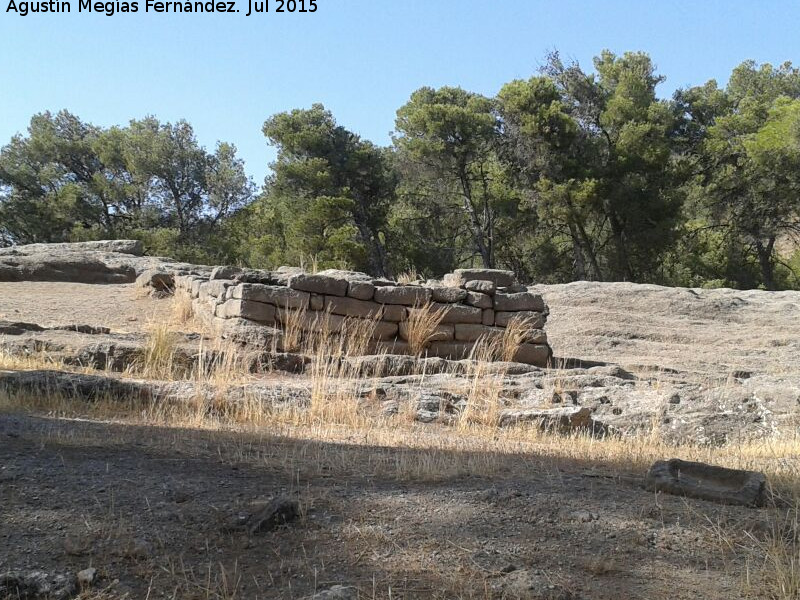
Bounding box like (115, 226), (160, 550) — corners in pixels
(289, 273), (348, 297)
(374, 285), (432, 306)
(645, 459), (767, 507)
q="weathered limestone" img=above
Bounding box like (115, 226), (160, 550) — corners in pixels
(216, 299), (276, 323)
(430, 286), (468, 303)
(426, 341), (473, 360)
(323, 296), (406, 322)
(512, 343), (550, 366)
(288, 273), (348, 297)
(465, 291), (493, 309)
(645, 459), (767, 507)
(454, 324), (502, 342)
(374, 285), (432, 306)
(231, 283), (310, 310)
(498, 406), (596, 430)
(210, 266), (242, 280)
(347, 280), (376, 300)
(398, 322), (455, 342)
(495, 311), (546, 328)
(434, 303), (483, 324)
(464, 279), (496, 295)
(494, 292), (546, 312)
(183, 266), (552, 366)
(443, 269), (517, 288)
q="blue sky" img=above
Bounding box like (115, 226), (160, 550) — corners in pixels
(1, 0), (799, 183)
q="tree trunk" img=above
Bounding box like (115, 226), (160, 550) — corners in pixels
(755, 238), (777, 291)
(458, 168), (492, 268)
(568, 223), (587, 280)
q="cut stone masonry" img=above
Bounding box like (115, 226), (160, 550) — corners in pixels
(175, 267), (552, 366)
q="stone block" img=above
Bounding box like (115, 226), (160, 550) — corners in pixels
(464, 279), (496, 295)
(231, 283), (310, 310)
(216, 299), (276, 324)
(454, 324), (504, 342)
(277, 309), (346, 333)
(371, 321), (400, 341)
(210, 266), (243, 280)
(288, 273), (348, 297)
(205, 279), (233, 298)
(348, 280), (376, 300)
(465, 291), (493, 309)
(425, 341), (474, 360)
(431, 303), (483, 324)
(309, 294), (324, 311)
(324, 296), (405, 321)
(368, 339), (411, 356)
(482, 309), (495, 326)
(645, 459), (766, 507)
(398, 322), (454, 342)
(494, 292), (546, 312)
(443, 269), (517, 288)
(511, 343), (550, 366)
(495, 311), (545, 328)
(374, 285), (432, 306)
(191, 278), (204, 297)
(430, 286), (468, 303)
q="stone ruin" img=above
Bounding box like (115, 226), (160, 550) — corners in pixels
(173, 267), (553, 366)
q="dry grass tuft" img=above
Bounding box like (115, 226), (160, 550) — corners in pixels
(395, 268), (420, 284)
(171, 288), (195, 325)
(498, 315), (537, 362)
(405, 302), (448, 356)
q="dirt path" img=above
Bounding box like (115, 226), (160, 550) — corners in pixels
(0, 413), (762, 599)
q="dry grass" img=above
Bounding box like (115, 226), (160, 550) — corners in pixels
(172, 287), (195, 325)
(498, 315), (537, 362)
(396, 268), (420, 284)
(405, 302), (448, 356)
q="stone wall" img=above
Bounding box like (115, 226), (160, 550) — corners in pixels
(174, 267), (552, 366)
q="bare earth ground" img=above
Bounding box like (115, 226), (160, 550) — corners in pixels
(0, 283), (159, 333)
(2, 281), (799, 599)
(0, 414), (762, 600)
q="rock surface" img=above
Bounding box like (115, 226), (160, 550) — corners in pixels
(645, 459), (767, 506)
